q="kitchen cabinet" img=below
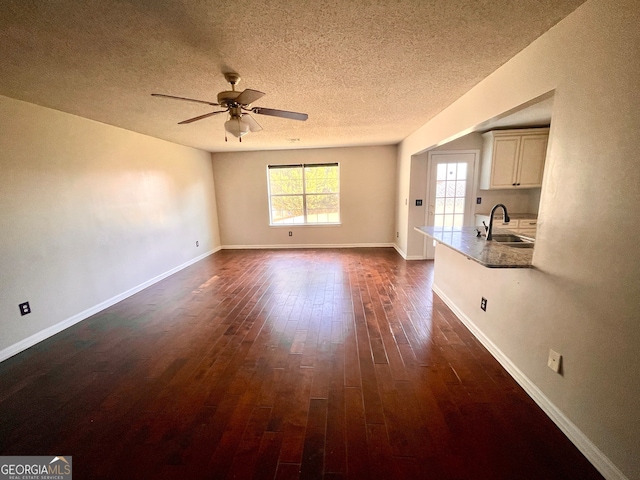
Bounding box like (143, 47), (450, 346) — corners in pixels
(516, 218), (538, 236)
(480, 128), (549, 189)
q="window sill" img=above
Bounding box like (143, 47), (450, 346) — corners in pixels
(269, 223), (342, 228)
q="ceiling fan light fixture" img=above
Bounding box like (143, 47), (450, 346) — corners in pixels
(224, 116), (251, 138)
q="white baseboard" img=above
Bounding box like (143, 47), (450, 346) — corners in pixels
(392, 244), (428, 261)
(393, 244), (407, 258)
(0, 248), (220, 363)
(221, 243), (395, 250)
(432, 284), (627, 480)
(405, 255), (427, 261)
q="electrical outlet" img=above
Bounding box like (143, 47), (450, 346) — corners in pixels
(476, 197), (482, 204)
(19, 302), (31, 316)
(415, 199), (423, 206)
(396, 231), (399, 238)
(196, 240), (199, 247)
(288, 231), (293, 237)
(480, 297), (487, 311)
(548, 349), (562, 374)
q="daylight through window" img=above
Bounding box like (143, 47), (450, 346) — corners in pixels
(268, 163), (340, 225)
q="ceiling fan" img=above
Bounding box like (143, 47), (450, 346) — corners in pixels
(152, 72), (308, 141)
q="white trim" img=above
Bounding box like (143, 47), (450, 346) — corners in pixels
(0, 247), (220, 363)
(393, 244), (407, 259)
(405, 255), (428, 261)
(269, 223), (342, 228)
(221, 243), (394, 250)
(432, 284), (628, 480)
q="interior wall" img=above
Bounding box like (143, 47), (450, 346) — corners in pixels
(0, 95), (221, 357)
(397, 0), (640, 477)
(211, 145), (397, 248)
(474, 189), (538, 215)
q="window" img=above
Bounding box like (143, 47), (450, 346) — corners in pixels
(268, 163), (340, 225)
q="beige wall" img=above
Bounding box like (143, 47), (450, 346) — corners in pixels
(0, 95), (220, 358)
(397, 0), (640, 478)
(212, 146), (396, 248)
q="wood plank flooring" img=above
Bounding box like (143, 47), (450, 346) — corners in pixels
(0, 248), (604, 479)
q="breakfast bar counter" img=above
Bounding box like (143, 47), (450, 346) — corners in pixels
(415, 226), (534, 268)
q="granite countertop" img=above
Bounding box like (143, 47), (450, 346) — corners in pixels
(415, 226), (534, 268)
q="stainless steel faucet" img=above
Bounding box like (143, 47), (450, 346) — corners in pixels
(486, 204), (510, 241)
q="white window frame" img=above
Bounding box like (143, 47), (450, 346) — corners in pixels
(267, 163), (340, 226)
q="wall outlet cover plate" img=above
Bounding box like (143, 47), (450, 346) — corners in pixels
(548, 349), (562, 374)
(19, 302), (31, 316)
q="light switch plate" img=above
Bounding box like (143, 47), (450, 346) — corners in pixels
(548, 349), (562, 373)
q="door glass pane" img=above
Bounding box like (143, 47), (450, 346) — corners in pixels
(433, 161), (468, 229)
(446, 164), (457, 180)
(445, 197), (454, 214)
(446, 181), (455, 197)
(443, 214), (454, 227)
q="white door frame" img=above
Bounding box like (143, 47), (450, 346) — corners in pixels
(423, 149), (480, 259)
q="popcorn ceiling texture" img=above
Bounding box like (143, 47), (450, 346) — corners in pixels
(0, 0), (585, 152)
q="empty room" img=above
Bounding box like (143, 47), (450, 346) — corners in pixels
(1, 0), (639, 479)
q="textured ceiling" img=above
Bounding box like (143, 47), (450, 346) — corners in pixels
(0, 0), (585, 152)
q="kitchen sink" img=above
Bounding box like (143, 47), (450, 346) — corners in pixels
(491, 234), (529, 243)
(490, 233), (534, 248)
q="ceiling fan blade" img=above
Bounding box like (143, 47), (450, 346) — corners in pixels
(235, 89), (265, 105)
(152, 93), (219, 107)
(251, 107), (308, 121)
(178, 110), (227, 124)
(242, 114), (263, 132)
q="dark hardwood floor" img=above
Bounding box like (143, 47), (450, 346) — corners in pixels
(0, 248), (603, 479)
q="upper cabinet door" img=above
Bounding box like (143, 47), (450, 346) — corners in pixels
(479, 128), (549, 190)
(490, 136), (521, 188)
(516, 134), (548, 187)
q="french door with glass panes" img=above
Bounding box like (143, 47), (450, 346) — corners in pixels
(424, 151), (477, 259)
